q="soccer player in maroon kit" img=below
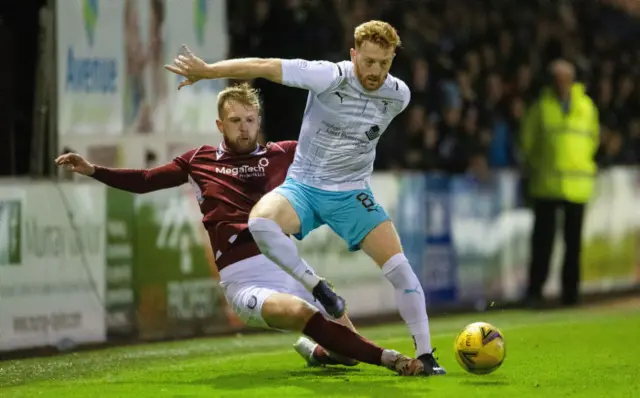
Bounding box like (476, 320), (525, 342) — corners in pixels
(55, 83), (428, 376)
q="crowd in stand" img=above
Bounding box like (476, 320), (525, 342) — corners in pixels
(228, 0), (640, 173)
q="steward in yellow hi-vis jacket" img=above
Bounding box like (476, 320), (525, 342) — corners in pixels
(520, 59), (599, 307)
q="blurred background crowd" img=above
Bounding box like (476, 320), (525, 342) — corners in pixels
(227, 0), (640, 174)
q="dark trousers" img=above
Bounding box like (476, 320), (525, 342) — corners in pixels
(527, 199), (585, 304)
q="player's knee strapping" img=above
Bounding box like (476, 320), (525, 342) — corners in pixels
(382, 253), (433, 356)
(248, 217), (320, 290)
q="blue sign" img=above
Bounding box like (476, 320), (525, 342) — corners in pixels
(450, 175), (503, 307)
(395, 171), (530, 310)
(396, 174), (426, 276)
(422, 174), (458, 305)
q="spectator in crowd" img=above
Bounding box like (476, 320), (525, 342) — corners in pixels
(227, 0), (640, 169)
(519, 60), (600, 307)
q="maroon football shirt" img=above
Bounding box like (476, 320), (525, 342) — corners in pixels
(92, 141), (297, 270)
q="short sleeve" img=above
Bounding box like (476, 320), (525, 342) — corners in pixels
(397, 79), (411, 112)
(281, 59), (342, 93)
(279, 140), (297, 154)
(269, 141), (297, 155)
(172, 147), (202, 171)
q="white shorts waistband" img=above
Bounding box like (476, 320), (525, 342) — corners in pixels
(219, 254), (268, 282)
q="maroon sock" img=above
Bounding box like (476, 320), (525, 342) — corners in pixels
(302, 312), (383, 365)
(312, 346), (344, 365)
(312, 345), (358, 366)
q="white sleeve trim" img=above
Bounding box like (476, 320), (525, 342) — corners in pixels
(397, 79), (411, 112)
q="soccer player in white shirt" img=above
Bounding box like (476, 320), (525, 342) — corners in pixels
(165, 20), (445, 375)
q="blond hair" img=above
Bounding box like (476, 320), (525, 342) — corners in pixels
(354, 20), (401, 50)
(217, 82), (261, 118)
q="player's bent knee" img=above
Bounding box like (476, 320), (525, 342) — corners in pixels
(249, 192), (301, 235)
(248, 193), (277, 220)
(261, 293), (317, 332)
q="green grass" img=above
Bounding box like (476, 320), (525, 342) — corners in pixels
(1, 305), (639, 397)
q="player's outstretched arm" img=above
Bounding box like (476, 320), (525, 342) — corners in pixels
(55, 153), (188, 194)
(165, 45), (339, 93)
(164, 45), (282, 89)
(185, 57), (283, 84)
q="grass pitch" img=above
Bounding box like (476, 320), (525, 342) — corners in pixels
(1, 301), (639, 398)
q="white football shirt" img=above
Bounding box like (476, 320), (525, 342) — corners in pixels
(281, 59), (411, 191)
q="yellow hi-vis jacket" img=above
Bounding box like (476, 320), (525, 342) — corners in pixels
(520, 83), (600, 204)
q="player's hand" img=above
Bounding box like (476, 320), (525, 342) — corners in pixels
(55, 153), (95, 176)
(164, 44), (208, 90)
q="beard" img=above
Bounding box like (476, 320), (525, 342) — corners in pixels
(354, 64), (386, 91)
(223, 135), (258, 154)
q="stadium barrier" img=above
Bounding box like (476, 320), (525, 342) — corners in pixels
(300, 168), (640, 316)
(0, 181), (106, 351)
(1, 168), (638, 352)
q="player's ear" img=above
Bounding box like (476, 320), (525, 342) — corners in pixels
(215, 118), (224, 134)
(350, 48), (356, 62)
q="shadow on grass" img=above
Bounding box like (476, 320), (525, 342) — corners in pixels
(203, 366), (429, 391)
(117, 366), (434, 397)
(459, 378), (509, 386)
(438, 371), (509, 386)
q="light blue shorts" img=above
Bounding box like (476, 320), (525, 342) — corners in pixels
(273, 177), (390, 251)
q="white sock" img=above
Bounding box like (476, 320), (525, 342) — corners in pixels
(382, 253), (432, 357)
(381, 349), (401, 369)
(248, 217), (321, 290)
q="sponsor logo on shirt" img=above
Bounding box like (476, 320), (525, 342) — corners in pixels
(365, 125), (381, 141)
(215, 158), (270, 178)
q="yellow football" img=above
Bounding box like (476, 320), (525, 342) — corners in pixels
(454, 322), (505, 374)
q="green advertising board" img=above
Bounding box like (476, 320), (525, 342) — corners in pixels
(105, 188), (136, 336)
(105, 187), (238, 341)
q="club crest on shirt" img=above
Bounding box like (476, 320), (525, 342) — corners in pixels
(381, 100), (391, 114)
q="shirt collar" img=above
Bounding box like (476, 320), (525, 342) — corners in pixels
(216, 142), (264, 159)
